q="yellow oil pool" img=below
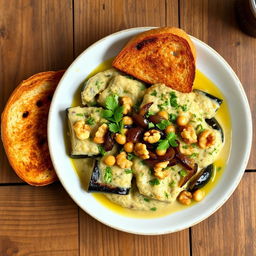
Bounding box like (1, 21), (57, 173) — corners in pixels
(69, 58), (232, 219)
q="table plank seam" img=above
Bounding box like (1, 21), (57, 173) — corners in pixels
(189, 227), (193, 256)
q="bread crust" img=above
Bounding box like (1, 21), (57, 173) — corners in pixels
(113, 27), (196, 93)
(1, 71), (64, 186)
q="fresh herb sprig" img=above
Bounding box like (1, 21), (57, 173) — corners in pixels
(101, 95), (124, 133)
(157, 132), (178, 151)
(104, 167), (112, 183)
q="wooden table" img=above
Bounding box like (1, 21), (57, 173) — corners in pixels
(0, 0), (255, 255)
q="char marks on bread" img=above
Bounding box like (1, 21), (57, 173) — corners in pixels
(112, 27), (196, 93)
(1, 71), (64, 186)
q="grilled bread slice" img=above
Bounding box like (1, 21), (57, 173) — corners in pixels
(1, 71), (64, 186)
(112, 27), (196, 93)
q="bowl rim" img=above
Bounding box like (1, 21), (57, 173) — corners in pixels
(48, 27), (252, 235)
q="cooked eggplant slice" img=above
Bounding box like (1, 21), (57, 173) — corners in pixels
(205, 118), (224, 142)
(67, 106), (106, 157)
(88, 160), (132, 195)
(194, 89), (223, 106)
(188, 164), (214, 192)
(81, 68), (119, 106)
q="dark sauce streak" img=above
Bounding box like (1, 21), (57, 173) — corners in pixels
(136, 37), (157, 50)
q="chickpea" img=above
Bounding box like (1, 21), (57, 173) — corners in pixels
(158, 110), (169, 120)
(192, 189), (205, 202)
(104, 155), (116, 166)
(124, 142), (134, 153)
(178, 190), (192, 205)
(177, 115), (189, 126)
(165, 124), (176, 134)
(156, 149), (167, 156)
(115, 133), (126, 145)
(122, 116), (133, 125)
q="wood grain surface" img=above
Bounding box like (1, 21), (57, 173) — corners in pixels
(0, 184), (78, 256)
(74, 0), (178, 56)
(191, 173), (256, 255)
(0, 0), (255, 255)
(79, 210), (189, 256)
(0, 0), (73, 183)
(180, 0), (256, 169)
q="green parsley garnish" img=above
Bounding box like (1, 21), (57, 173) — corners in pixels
(144, 198), (150, 202)
(157, 132), (178, 151)
(196, 124), (205, 133)
(151, 90), (157, 96)
(165, 192), (169, 199)
(86, 117), (95, 125)
(169, 181), (176, 187)
(190, 153), (199, 158)
(170, 92), (178, 109)
(76, 113), (84, 117)
(148, 122), (155, 128)
(101, 95), (124, 133)
(182, 145), (189, 149)
(97, 145), (106, 156)
(156, 119), (170, 130)
(150, 207), (157, 211)
(125, 169), (133, 174)
(181, 104), (188, 112)
(127, 153), (135, 160)
(146, 110), (155, 118)
(179, 170), (187, 177)
(149, 178), (160, 186)
(169, 113), (177, 122)
(104, 167), (112, 183)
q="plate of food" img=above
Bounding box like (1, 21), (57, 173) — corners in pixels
(47, 27), (252, 234)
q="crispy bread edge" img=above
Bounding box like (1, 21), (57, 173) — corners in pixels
(1, 71), (65, 186)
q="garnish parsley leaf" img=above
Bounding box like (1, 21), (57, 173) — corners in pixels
(179, 170), (187, 177)
(144, 198), (150, 202)
(104, 167), (112, 183)
(97, 145), (106, 156)
(151, 90), (157, 96)
(149, 178), (160, 186)
(157, 132), (178, 150)
(170, 92), (179, 109)
(156, 119), (170, 130)
(166, 132), (178, 147)
(125, 169), (133, 174)
(108, 123), (119, 133)
(86, 117), (95, 125)
(169, 113), (177, 122)
(148, 122), (155, 128)
(76, 113), (84, 117)
(127, 153), (135, 160)
(150, 207), (157, 211)
(113, 106), (124, 122)
(102, 109), (113, 118)
(157, 140), (170, 150)
(105, 95), (118, 110)
(181, 104), (188, 112)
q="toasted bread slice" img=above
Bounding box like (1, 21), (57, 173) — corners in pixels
(112, 27), (196, 93)
(1, 71), (64, 186)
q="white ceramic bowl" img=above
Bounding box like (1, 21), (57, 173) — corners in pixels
(48, 27), (252, 235)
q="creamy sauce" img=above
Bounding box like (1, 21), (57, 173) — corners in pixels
(69, 58), (232, 219)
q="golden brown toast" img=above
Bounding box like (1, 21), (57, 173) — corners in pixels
(1, 71), (64, 186)
(113, 27), (196, 93)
